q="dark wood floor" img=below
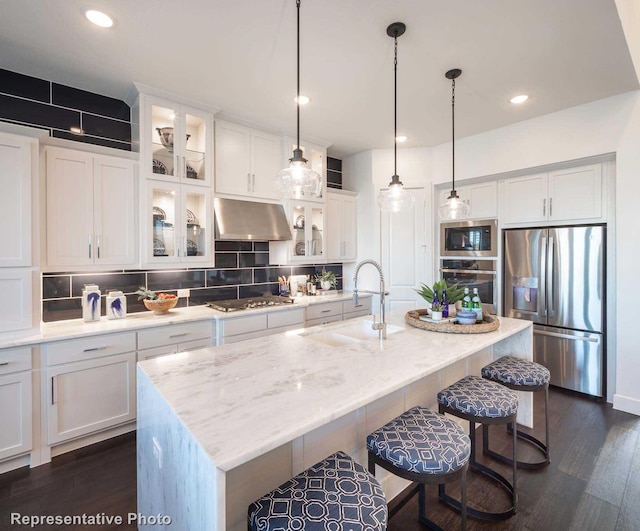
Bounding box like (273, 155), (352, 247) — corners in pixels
(1, 388), (639, 530)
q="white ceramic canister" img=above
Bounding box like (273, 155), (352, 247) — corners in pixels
(82, 284), (101, 322)
(106, 291), (127, 320)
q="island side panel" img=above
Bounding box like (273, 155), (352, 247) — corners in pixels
(137, 367), (218, 530)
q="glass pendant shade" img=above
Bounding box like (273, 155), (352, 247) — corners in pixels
(439, 191), (470, 220)
(275, 149), (322, 199)
(377, 175), (415, 212)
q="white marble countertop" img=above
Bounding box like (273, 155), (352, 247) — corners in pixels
(0, 291), (369, 349)
(138, 312), (531, 472)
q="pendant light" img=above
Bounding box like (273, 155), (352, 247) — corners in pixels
(439, 68), (470, 220)
(377, 22), (415, 212)
(275, 0), (322, 199)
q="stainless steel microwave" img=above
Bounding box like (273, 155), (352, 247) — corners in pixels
(440, 219), (498, 257)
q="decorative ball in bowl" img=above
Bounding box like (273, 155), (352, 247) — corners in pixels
(456, 310), (477, 325)
(142, 293), (178, 315)
(156, 127), (191, 150)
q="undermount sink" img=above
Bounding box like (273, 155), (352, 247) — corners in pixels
(302, 320), (402, 347)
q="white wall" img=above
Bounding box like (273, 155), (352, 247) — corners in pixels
(345, 89), (640, 414)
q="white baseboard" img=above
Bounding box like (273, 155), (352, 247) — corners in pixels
(613, 393), (640, 416)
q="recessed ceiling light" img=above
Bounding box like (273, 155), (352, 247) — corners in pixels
(395, 135), (407, 143)
(510, 94), (529, 104)
(85, 10), (114, 28)
(294, 95), (310, 105)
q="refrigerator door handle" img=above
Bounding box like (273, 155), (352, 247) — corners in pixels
(547, 236), (554, 317)
(535, 329), (600, 343)
(541, 236), (547, 317)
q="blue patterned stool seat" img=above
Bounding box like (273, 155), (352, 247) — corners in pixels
(437, 375), (518, 418)
(367, 406), (470, 475)
(248, 451), (387, 531)
(481, 356), (550, 388)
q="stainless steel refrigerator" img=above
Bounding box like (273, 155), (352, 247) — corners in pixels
(503, 225), (605, 397)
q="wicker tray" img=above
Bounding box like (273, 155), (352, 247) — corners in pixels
(405, 309), (500, 334)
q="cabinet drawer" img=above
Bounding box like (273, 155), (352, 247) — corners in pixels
(177, 337), (212, 353)
(46, 332), (136, 366)
(343, 297), (372, 315)
(222, 314), (267, 337)
(306, 314), (343, 328)
(0, 347), (32, 375)
(138, 344), (178, 362)
(268, 308), (305, 329)
(306, 301), (343, 320)
(137, 321), (212, 350)
(344, 310), (371, 321)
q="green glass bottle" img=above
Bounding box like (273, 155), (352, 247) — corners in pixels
(462, 287), (471, 311)
(472, 287), (483, 322)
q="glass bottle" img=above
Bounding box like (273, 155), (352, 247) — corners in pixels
(442, 287), (449, 317)
(472, 287), (483, 322)
(462, 287), (471, 310)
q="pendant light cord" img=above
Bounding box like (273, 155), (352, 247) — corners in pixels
(451, 76), (456, 193)
(393, 33), (398, 177)
(296, 0), (301, 152)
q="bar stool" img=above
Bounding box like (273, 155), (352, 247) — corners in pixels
(437, 375), (518, 521)
(481, 355), (551, 469)
(367, 406), (471, 530)
(248, 451), (387, 531)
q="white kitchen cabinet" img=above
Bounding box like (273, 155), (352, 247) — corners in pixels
(269, 201), (326, 264)
(214, 120), (282, 200)
(142, 180), (211, 266)
(343, 297), (372, 320)
(305, 300), (343, 327)
(502, 164), (602, 224)
(45, 146), (136, 269)
(326, 190), (357, 262)
(134, 94), (213, 187)
(437, 181), (497, 221)
(214, 308), (305, 345)
(0, 269), (33, 333)
(44, 331), (136, 445)
(137, 321), (212, 358)
(0, 132), (35, 267)
(0, 347), (32, 461)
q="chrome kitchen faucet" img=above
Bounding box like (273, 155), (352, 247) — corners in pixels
(353, 259), (389, 339)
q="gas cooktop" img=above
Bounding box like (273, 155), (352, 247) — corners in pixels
(206, 296), (295, 312)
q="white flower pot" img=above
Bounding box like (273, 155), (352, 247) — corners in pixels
(431, 310), (443, 321)
(321, 280), (332, 291)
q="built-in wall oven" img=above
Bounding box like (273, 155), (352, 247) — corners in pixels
(440, 219), (498, 257)
(440, 259), (497, 314)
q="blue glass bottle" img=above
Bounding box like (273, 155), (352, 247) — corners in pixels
(442, 288), (449, 317)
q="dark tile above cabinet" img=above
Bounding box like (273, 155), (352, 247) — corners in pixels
(0, 68), (50, 102)
(52, 83), (130, 121)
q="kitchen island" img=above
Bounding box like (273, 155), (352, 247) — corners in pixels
(137, 312), (532, 530)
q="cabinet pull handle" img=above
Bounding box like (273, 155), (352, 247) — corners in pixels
(0, 361), (9, 366)
(247, 173), (251, 192)
(169, 333), (188, 338)
(353, 304), (363, 308)
(176, 155), (180, 178)
(543, 198), (546, 216)
(51, 376), (56, 405)
(321, 309), (332, 313)
(83, 346), (107, 352)
(88, 234), (92, 259)
(97, 234), (101, 259)
(550, 197), (553, 217)
(252, 173), (255, 192)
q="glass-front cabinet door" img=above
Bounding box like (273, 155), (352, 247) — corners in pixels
(144, 181), (211, 266)
(144, 96), (212, 186)
(181, 186), (210, 263)
(290, 202), (324, 262)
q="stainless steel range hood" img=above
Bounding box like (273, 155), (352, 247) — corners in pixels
(213, 198), (292, 241)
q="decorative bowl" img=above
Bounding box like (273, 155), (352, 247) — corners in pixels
(457, 310), (477, 325)
(156, 127), (191, 150)
(143, 297), (178, 315)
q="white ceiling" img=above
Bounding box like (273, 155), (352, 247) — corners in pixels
(1, 0), (637, 158)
